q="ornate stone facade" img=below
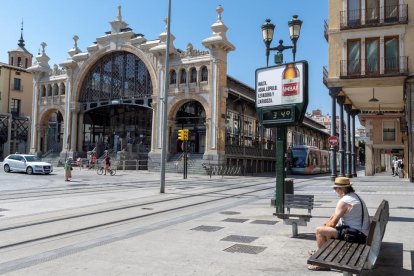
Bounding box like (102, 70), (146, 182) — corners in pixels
(26, 5), (255, 167)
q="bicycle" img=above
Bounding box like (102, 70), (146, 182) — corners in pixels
(96, 166), (117, 176)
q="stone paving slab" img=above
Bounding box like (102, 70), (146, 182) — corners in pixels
(0, 169), (413, 275)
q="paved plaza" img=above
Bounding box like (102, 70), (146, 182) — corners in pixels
(0, 167), (413, 275)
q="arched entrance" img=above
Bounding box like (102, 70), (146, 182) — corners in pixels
(174, 101), (206, 154)
(39, 110), (63, 155)
(82, 105), (152, 157)
(79, 51), (153, 158)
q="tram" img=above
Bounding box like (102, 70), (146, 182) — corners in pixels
(290, 145), (330, 174)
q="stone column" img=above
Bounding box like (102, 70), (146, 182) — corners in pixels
(337, 94), (346, 177)
(30, 80), (39, 153)
(63, 74), (72, 153)
(36, 125), (44, 152)
(345, 103), (352, 178)
(42, 127), (47, 153)
(365, 144), (374, 176)
(351, 109), (360, 177)
(77, 112), (84, 152)
(329, 88), (341, 180)
(70, 109), (78, 152)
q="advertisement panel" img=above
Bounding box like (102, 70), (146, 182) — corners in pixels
(255, 61), (308, 127)
(256, 62), (305, 108)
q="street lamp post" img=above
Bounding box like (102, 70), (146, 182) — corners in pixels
(160, 0), (172, 193)
(261, 15), (302, 214)
(261, 15), (302, 67)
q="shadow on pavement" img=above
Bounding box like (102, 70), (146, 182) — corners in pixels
(366, 242), (413, 275)
(291, 233), (315, 241)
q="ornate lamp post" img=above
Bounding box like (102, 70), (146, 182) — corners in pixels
(261, 15), (302, 67)
(261, 15), (303, 214)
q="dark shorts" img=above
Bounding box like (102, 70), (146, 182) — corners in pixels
(336, 225), (350, 240)
(336, 225), (366, 241)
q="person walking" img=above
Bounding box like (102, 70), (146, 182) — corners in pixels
(64, 157), (73, 181)
(308, 177), (370, 271)
(89, 152), (97, 169)
(103, 152), (111, 175)
(393, 156), (399, 177)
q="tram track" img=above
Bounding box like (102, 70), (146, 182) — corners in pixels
(0, 180), (161, 201)
(0, 178), (245, 201)
(0, 179), (275, 251)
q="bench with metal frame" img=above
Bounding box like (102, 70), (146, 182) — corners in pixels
(307, 200), (389, 275)
(274, 194), (314, 237)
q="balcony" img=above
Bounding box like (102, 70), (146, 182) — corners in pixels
(340, 4), (408, 29)
(340, 57), (408, 78)
(324, 20), (328, 41)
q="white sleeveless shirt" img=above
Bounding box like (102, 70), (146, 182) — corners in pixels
(339, 193), (370, 236)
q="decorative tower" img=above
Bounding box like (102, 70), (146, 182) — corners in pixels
(8, 20), (33, 68)
(202, 5), (235, 161)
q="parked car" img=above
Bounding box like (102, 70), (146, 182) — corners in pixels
(3, 154), (53, 175)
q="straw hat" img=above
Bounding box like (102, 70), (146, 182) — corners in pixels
(332, 177), (352, 188)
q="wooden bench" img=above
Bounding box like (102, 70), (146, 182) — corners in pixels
(308, 200), (389, 275)
(274, 194), (314, 237)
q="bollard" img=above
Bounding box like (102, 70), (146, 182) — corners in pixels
(285, 178), (294, 194)
(292, 222), (298, 237)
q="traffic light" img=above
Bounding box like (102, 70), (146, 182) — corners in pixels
(178, 129), (189, 141)
(183, 129), (189, 141)
(178, 129), (185, 141)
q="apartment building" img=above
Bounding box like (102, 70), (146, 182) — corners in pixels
(324, 0), (413, 179)
(0, 27), (33, 159)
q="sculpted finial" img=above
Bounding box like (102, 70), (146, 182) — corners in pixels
(73, 35), (79, 48)
(216, 5), (223, 22)
(41, 42), (47, 54)
(117, 5), (122, 21)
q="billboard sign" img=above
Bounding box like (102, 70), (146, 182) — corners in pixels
(255, 61), (308, 127)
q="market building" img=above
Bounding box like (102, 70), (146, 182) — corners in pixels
(27, 6), (283, 172)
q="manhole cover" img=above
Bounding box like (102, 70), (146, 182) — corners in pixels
(220, 211), (241, 215)
(191, 225), (224, 232)
(221, 235), (258, 243)
(223, 244), (266, 254)
(250, 220), (277, 225)
(222, 218), (249, 223)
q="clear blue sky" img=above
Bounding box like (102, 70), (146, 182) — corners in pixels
(0, 0), (330, 116)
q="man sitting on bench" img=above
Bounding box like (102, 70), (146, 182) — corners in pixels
(308, 177), (371, 271)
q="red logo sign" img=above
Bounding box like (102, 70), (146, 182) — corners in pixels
(282, 82), (299, 96)
(328, 136), (339, 146)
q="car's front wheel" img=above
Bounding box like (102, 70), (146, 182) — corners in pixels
(4, 164), (10, 173)
(26, 166), (33, 175)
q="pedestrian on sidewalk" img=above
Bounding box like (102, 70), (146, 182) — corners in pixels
(308, 177), (370, 271)
(103, 152), (111, 175)
(393, 156), (399, 176)
(76, 157), (83, 170)
(64, 158), (73, 182)
(89, 152), (97, 169)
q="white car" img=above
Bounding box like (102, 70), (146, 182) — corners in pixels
(3, 154), (53, 175)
